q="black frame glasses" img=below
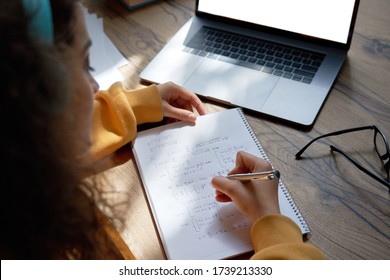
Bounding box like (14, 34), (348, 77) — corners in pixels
(295, 125), (390, 191)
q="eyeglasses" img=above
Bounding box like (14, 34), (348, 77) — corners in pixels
(295, 125), (390, 192)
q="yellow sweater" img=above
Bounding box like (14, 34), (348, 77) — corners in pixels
(90, 82), (163, 160)
(251, 214), (325, 259)
(91, 82), (325, 260)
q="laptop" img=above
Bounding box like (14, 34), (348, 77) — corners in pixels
(140, 0), (360, 128)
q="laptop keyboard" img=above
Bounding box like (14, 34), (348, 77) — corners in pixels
(183, 26), (325, 84)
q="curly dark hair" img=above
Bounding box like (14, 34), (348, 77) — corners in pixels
(0, 0), (121, 259)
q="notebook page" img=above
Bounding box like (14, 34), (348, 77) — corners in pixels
(132, 108), (308, 259)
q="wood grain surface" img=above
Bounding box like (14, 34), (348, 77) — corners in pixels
(83, 0), (390, 259)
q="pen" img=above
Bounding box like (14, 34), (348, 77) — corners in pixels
(226, 170), (280, 181)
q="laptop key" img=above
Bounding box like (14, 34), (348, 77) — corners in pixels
(292, 75), (302, 82)
(222, 51), (231, 57)
(237, 60), (263, 71)
(262, 67), (274, 74)
(249, 46), (257, 51)
(312, 61), (321, 67)
(292, 62), (302, 68)
(274, 58), (283, 64)
(282, 73), (293, 79)
(186, 42), (204, 50)
(199, 51), (208, 57)
(207, 53), (219, 59)
(311, 54), (325, 62)
(293, 69), (315, 78)
(218, 55), (238, 64)
(275, 64), (284, 70)
(275, 52), (284, 58)
(300, 52), (310, 58)
(248, 58), (257, 63)
(223, 39), (232, 45)
(273, 70), (283, 76)
(190, 49), (201, 55)
(293, 57), (302, 62)
(248, 51), (256, 57)
(256, 59), (266, 66)
(302, 64), (319, 73)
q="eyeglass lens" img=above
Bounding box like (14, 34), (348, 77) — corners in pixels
(374, 128), (390, 179)
(374, 130), (389, 158)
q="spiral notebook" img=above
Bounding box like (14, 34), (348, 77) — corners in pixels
(132, 108), (309, 259)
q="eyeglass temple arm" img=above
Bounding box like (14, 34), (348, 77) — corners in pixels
(330, 145), (390, 191)
(295, 126), (375, 159)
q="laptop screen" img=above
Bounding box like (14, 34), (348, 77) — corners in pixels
(197, 0), (357, 44)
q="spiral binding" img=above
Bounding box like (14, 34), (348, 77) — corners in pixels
(236, 108), (310, 235)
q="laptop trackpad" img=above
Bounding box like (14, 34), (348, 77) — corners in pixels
(261, 79), (327, 126)
(183, 59), (279, 110)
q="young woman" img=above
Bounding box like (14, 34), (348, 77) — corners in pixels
(1, 0), (204, 259)
(0, 0), (324, 259)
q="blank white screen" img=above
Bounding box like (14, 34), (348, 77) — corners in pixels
(198, 0), (356, 44)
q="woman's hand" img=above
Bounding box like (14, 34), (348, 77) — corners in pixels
(211, 151), (280, 222)
(157, 82), (206, 123)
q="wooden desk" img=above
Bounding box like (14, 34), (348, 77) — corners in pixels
(83, 0), (390, 259)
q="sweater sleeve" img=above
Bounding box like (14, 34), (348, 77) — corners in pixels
(250, 214), (325, 260)
(90, 82), (163, 160)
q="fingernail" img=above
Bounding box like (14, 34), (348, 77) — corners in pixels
(188, 113), (196, 121)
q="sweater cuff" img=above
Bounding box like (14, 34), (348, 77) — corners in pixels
(125, 84), (163, 124)
(251, 214), (303, 252)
